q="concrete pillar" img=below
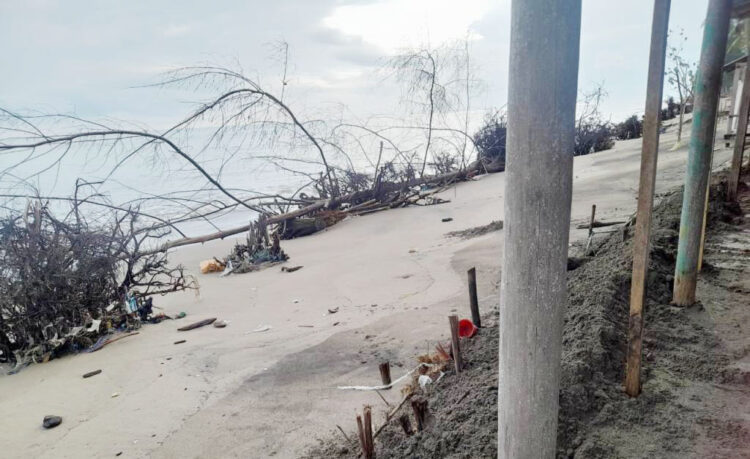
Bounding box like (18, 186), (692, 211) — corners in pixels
(499, 0), (581, 457)
(673, 0), (732, 306)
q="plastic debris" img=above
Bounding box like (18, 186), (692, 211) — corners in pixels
(199, 259), (225, 274)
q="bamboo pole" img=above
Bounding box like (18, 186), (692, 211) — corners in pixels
(499, 0), (581, 456)
(624, 0), (671, 398)
(673, 0), (732, 306)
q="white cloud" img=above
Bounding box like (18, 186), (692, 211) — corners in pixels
(322, 0), (495, 53)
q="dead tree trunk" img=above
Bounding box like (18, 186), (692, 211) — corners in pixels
(499, 1), (581, 457)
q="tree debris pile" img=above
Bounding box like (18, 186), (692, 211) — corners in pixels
(224, 219), (289, 274)
(0, 201), (197, 367)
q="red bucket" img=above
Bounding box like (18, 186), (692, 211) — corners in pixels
(458, 319), (478, 338)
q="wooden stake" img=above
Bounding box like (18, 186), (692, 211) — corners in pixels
(363, 406), (374, 459)
(411, 398), (428, 431)
(467, 267), (481, 328)
(356, 414), (366, 457)
(584, 204), (596, 254)
(625, 0), (671, 398)
(448, 315), (462, 373)
(398, 414), (413, 436)
(378, 362), (392, 389)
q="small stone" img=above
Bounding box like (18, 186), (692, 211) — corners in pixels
(43, 415), (62, 429)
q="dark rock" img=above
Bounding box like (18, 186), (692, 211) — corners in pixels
(42, 415), (62, 429)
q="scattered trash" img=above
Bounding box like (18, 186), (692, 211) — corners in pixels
(42, 415), (62, 429)
(111, 392), (119, 398)
(177, 318), (217, 331)
(248, 324), (272, 333)
(298, 325), (314, 328)
(458, 319), (478, 338)
(441, 217), (453, 222)
(418, 374), (433, 389)
(408, 249), (417, 253)
(213, 320), (228, 328)
(337, 362), (437, 391)
(327, 307), (339, 314)
(174, 340), (186, 345)
(88, 332), (140, 353)
(292, 299), (300, 304)
(82, 369), (102, 379)
(220, 260), (235, 277)
(199, 259), (225, 274)
(281, 265), (303, 273)
(175, 312), (186, 319)
(86, 319), (102, 333)
(333, 322), (340, 326)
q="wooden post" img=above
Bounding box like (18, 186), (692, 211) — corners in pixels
(467, 267), (481, 328)
(378, 362), (391, 389)
(398, 414), (413, 436)
(585, 204), (596, 254)
(356, 414), (366, 457)
(410, 398), (428, 431)
(500, 0), (581, 456)
(673, 0), (732, 306)
(624, 0), (671, 398)
(448, 315), (462, 374)
(728, 46), (750, 201)
(363, 406), (374, 459)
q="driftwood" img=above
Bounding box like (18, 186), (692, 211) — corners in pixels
(177, 318), (217, 331)
(575, 220), (626, 229)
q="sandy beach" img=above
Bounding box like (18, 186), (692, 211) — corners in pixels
(0, 123), (734, 458)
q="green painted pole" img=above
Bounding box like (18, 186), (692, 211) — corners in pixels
(673, 0), (732, 306)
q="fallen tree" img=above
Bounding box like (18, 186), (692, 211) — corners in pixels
(0, 199), (197, 366)
(147, 166), (473, 254)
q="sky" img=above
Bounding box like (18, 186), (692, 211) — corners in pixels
(1, 0), (710, 129)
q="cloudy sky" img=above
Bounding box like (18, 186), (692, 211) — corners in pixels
(1, 0), (710, 129)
